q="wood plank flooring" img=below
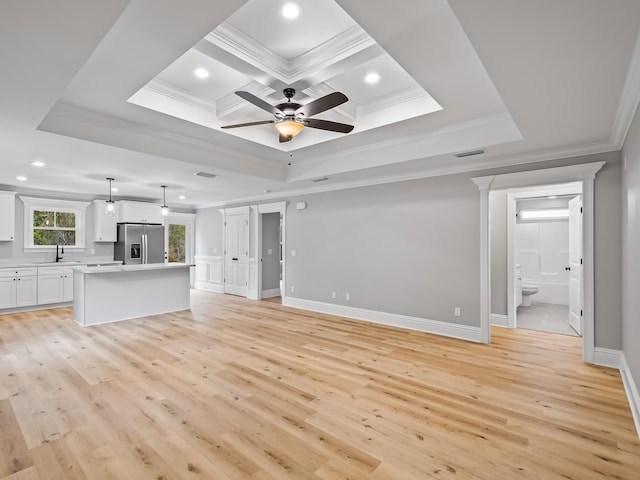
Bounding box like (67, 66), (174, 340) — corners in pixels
(1, 290), (639, 479)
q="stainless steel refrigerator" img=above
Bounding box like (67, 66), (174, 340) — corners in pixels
(114, 223), (166, 264)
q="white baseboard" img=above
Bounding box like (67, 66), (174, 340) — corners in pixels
(261, 288), (281, 299)
(620, 354), (640, 439)
(593, 347), (623, 369)
(282, 297), (482, 343)
(490, 313), (509, 327)
(194, 281), (223, 294)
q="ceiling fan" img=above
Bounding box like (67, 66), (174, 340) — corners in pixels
(221, 88), (354, 143)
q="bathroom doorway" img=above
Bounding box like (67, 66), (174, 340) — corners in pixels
(507, 182), (583, 336)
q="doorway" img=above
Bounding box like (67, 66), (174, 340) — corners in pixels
(509, 185), (582, 336)
(473, 161), (604, 363)
(260, 212), (282, 301)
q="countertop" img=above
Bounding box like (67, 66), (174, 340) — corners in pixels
(74, 263), (194, 274)
(0, 260), (123, 269)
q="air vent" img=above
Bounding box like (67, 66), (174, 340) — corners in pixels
(195, 171), (217, 179)
(312, 177), (329, 182)
(455, 149), (485, 158)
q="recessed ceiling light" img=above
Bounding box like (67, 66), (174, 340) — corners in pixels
(111, 187), (119, 192)
(16, 176), (27, 181)
(31, 160), (46, 167)
(194, 68), (209, 79)
(282, 2), (300, 19)
(548, 195), (557, 199)
(179, 195), (186, 200)
(365, 72), (380, 84)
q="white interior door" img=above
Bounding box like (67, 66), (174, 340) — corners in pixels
(224, 213), (249, 296)
(568, 196), (583, 335)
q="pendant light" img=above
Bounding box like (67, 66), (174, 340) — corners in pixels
(160, 185), (169, 216)
(105, 177), (115, 216)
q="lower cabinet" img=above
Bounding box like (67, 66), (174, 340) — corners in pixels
(0, 267), (38, 309)
(37, 267), (74, 305)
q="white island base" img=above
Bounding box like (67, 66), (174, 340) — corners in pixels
(73, 263), (192, 326)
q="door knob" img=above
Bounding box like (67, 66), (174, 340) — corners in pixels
(232, 257), (238, 261)
(565, 266), (571, 271)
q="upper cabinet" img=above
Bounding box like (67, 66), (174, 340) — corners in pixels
(117, 200), (163, 224)
(92, 199), (117, 242)
(0, 191), (16, 241)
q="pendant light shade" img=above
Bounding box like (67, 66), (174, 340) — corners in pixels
(105, 177), (115, 216)
(161, 185), (169, 216)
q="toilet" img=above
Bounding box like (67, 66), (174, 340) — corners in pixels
(521, 285), (539, 306)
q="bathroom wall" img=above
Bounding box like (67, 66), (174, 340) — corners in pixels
(516, 197), (571, 305)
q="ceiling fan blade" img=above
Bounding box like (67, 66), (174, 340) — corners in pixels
(304, 118), (354, 134)
(279, 134), (292, 143)
(235, 91), (278, 114)
(221, 120), (275, 129)
(297, 92), (348, 117)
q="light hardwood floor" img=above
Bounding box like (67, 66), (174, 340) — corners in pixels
(1, 290), (639, 479)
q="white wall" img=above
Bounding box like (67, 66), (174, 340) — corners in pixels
(0, 194), (114, 263)
(516, 220), (569, 305)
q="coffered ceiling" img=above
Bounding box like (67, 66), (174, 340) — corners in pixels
(1, 0), (639, 208)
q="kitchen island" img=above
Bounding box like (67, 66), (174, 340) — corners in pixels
(73, 263), (192, 326)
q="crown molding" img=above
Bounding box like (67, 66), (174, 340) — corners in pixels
(40, 103), (286, 179)
(206, 23), (375, 85)
(611, 29), (640, 148)
(206, 23), (289, 81)
(144, 79), (215, 113)
(216, 82), (275, 121)
(287, 26), (376, 82)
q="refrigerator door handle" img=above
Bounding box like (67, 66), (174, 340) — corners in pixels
(142, 234), (147, 264)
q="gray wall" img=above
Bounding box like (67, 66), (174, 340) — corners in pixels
(490, 189), (507, 316)
(0, 195), (114, 262)
(261, 212), (281, 291)
(622, 101), (640, 393)
(192, 152), (623, 348)
(285, 174), (481, 326)
(488, 151), (623, 349)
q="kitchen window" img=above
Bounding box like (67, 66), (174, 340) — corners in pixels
(21, 197), (89, 250)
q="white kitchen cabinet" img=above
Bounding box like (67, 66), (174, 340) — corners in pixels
(117, 201), (163, 224)
(0, 191), (16, 241)
(0, 267), (37, 308)
(37, 266), (74, 304)
(93, 199), (117, 242)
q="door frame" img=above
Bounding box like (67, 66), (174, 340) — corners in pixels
(249, 202), (286, 300)
(472, 161), (604, 363)
(506, 182), (582, 329)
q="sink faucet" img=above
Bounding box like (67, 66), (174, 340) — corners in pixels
(55, 245), (64, 262)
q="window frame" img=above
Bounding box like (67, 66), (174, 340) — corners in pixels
(21, 196), (90, 251)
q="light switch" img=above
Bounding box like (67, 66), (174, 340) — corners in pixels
(291, 250), (296, 257)
(268, 248), (273, 255)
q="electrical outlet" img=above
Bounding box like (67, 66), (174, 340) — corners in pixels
(346, 293), (351, 301)
(291, 250), (296, 257)
(331, 291), (336, 299)
(291, 285), (295, 293)
(268, 248), (272, 254)
(454, 307), (461, 317)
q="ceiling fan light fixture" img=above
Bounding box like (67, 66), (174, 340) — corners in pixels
(274, 120), (304, 138)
